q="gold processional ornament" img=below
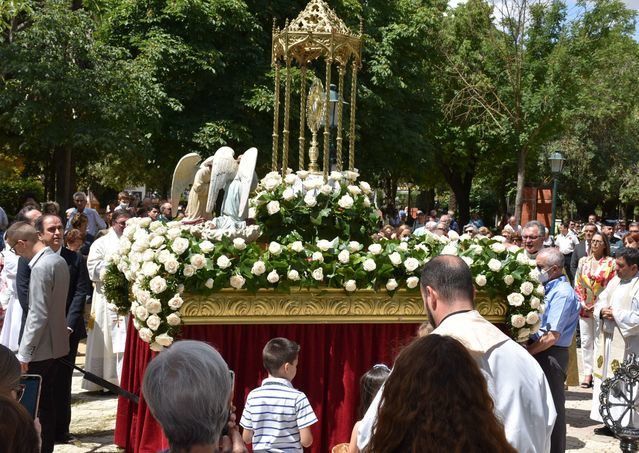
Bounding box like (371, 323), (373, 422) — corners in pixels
(306, 78), (326, 173)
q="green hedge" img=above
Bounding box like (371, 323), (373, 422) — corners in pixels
(0, 179), (45, 219)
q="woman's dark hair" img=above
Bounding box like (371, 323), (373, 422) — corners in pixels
(592, 232), (610, 258)
(358, 365), (390, 418)
(0, 394), (40, 453)
(0, 345), (21, 398)
(368, 335), (516, 453)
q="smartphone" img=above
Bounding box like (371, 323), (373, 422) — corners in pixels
(19, 374), (42, 419)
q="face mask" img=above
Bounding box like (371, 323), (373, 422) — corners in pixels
(538, 268), (553, 284)
(119, 202), (129, 208)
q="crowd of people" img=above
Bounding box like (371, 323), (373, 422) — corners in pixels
(0, 191), (638, 452)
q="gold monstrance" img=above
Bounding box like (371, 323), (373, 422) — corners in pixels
(271, 0), (362, 178)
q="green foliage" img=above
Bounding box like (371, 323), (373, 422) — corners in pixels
(0, 178), (44, 216)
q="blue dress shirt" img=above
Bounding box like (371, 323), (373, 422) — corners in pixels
(535, 275), (580, 347)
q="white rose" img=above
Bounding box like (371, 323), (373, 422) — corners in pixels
(164, 259), (179, 274)
(389, 252), (402, 266)
(142, 247), (155, 262)
(233, 238), (247, 250)
(166, 227), (181, 241)
(263, 177), (280, 191)
(338, 249), (350, 264)
(205, 278), (214, 289)
(530, 296), (541, 309)
(217, 255), (232, 269)
(368, 243), (383, 255)
(146, 314), (161, 331)
(149, 235), (165, 249)
(507, 292), (525, 307)
(520, 281), (534, 296)
(268, 241), (283, 256)
(398, 241), (409, 252)
(304, 192), (317, 207)
(282, 188), (296, 201)
(312, 251), (324, 263)
(475, 275), (487, 287)
(363, 258), (377, 272)
(320, 184), (332, 195)
(461, 256), (473, 267)
(330, 170), (343, 181)
(441, 244), (458, 256)
(516, 253), (529, 265)
(492, 235), (507, 243)
(312, 268), (324, 281)
(200, 240), (215, 253)
(139, 217), (151, 228)
(404, 257), (420, 273)
(251, 261), (266, 276)
(149, 276), (167, 294)
(349, 241), (362, 252)
(156, 249), (172, 264)
(470, 244), (483, 255)
(171, 237), (190, 255)
(287, 270), (300, 281)
(529, 268), (541, 282)
(230, 274), (246, 289)
(146, 299), (162, 315)
(487, 259), (502, 272)
(135, 305), (149, 321)
(168, 295), (184, 310)
(344, 280), (357, 292)
(316, 240), (332, 252)
(490, 242), (506, 253)
(142, 261), (160, 277)
(266, 200), (281, 215)
(183, 264), (196, 278)
(303, 178), (321, 191)
(407, 276), (419, 289)
(517, 328), (531, 342)
(190, 254), (206, 270)
(338, 194), (354, 209)
(155, 333), (174, 347)
(284, 173), (298, 185)
(386, 279), (398, 291)
(267, 270), (280, 283)
(511, 314), (526, 329)
(526, 311), (540, 325)
(359, 181), (372, 194)
(290, 241), (304, 253)
(166, 313), (182, 326)
(538, 303), (546, 314)
(503, 275), (515, 286)
(139, 328), (153, 343)
(347, 185), (362, 196)
(297, 170), (309, 179)
(536, 285), (545, 296)
(136, 290), (151, 304)
(118, 238), (131, 254)
(363, 196), (371, 208)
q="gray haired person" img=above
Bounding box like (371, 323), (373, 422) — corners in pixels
(142, 340), (246, 453)
(523, 220), (547, 259)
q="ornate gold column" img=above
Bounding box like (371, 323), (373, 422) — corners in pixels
(336, 65), (345, 171)
(323, 59), (332, 179)
(348, 60), (358, 171)
(282, 57), (292, 176)
(271, 61), (281, 172)
(298, 65), (307, 171)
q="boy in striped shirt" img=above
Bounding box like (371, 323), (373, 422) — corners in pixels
(240, 337), (317, 452)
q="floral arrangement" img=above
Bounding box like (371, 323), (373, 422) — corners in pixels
(103, 215), (544, 351)
(251, 169), (380, 244)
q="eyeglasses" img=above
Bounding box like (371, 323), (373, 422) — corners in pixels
(14, 384), (25, 401)
(522, 235), (539, 241)
(8, 239), (24, 255)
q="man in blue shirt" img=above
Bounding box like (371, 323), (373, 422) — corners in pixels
(528, 247), (580, 453)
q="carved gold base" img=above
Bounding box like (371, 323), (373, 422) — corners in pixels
(179, 289), (508, 325)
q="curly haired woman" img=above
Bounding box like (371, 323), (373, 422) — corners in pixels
(367, 334), (516, 453)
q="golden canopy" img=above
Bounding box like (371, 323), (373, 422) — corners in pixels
(270, 0), (362, 177)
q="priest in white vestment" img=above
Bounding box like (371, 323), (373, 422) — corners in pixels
(590, 248), (639, 433)
(358, 256), (556, 453)
(83, 212), (129, 390)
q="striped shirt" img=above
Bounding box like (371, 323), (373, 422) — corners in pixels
(240, 377), (317, 453)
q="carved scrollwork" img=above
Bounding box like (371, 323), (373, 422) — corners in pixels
(179, 289), (507, 325)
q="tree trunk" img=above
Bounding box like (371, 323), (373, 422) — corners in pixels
(54, 147), (74, 213)
(513, 147), (527, 225)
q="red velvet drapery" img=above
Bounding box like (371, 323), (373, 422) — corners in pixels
(114, 320), (418, 453)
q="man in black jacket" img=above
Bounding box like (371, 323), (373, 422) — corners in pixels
(34, 214), (91, 444)
(570, 223), (598, 278)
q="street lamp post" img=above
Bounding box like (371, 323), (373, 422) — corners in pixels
(548, 151), (566, 238)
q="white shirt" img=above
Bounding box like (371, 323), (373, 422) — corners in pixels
(555, 232), (579, 255)
(357, 311), (556, 453)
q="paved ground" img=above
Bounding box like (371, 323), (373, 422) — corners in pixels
(53, 346), (622, 452)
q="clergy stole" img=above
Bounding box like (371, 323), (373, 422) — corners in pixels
(594, 278), (639, 380)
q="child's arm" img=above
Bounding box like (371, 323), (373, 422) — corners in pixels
(241, 428), (253, 445)
(299, 426), (313, 448)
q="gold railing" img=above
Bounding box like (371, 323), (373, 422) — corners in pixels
(180, 289), (508, 325)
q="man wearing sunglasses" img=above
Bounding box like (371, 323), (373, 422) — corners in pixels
(5, 221), (70, 453)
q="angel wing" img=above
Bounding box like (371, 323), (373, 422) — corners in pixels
(236, 147), (258, 217)
(171, 153), (202, 214)
(206, 146), (238, 214)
